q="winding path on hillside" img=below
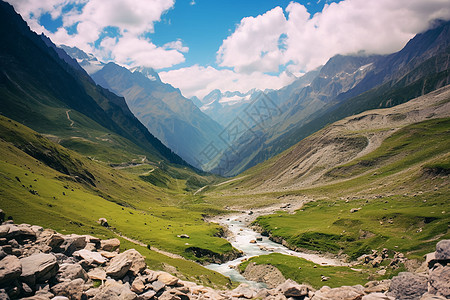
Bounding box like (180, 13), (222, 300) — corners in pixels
(66, 110), (74, 127)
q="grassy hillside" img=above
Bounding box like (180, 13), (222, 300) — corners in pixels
(0, 115), (238, 288)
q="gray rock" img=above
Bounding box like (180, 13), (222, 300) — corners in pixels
(55, 263), (88, 282)
(122, 249), (146, 276)
(51, 278), (84, 299)
(20, 253), (59, 285)
(387, 272), (427, 300)
(435, 240), (450, 260)
(138, 290), (156, 300)
(151, 280), (166, 292)
(312, 285), (364, 300)
(106, 254), (132, 279)
(277, 279), (311, 297)
(73, 249), (107, 265)
(420, 292), (448, 299)
(231, 283), (255, 299)
(364, 280), (391, 294)
(362, 293), (394, 300)
(0, 288), (9, 300)
(0, 226), (9, 239)
(131, 277), (145, 294)
(100, 238), (120, 252)
(60, 234), (87, 255)
(92, 280), (137, 300)
(0, 255), (22, 286)
(428, 264), (450, 298)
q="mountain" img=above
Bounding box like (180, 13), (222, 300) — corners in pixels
(211, 20), (450, 176)
(60, 44), (105, 74)
(88, 61), (225, 169)
(0, 0), (186, 167)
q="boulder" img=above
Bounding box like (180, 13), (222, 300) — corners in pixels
(105, 254), (132, 279)
(106, 249), (145, 279)
(420, 292), (448, 299)
(230, 284), (255, 299)
(131, 277), (145, 294)
(0, 255), (22, 286)
(0, 226), (9, 239)
(151, 280), (166, 292)
(20, 253), (59, 285)
(139, 290), (156, 300)
(87, 268), (107, 281)
(435, 240), (450, 260)
(364, 280), (391, 294)
(60, 234), (87, 255)
(428, 264), (450, 298)
(73, 249), (107, 265)
(100, 238), (120, 252)
(46, 234), (65, 250)
(92, 280), (137, 300)
(17, 224), (36, 239)
(157, 272), (179, 286)
(277, 279), (311, 297)
(98, 218), (109, 227)
(51, 278), (84, 300)
(387, 272), (427, 300)
(55, 263), (88, 282)
(362, 293), (394, 300)
(243, 263), (286, 288)
(312, 285), (365, 300)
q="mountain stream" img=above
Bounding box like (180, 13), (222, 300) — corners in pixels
(205, 211), (347, 287)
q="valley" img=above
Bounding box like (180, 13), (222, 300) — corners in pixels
(0, 1), (449, 299)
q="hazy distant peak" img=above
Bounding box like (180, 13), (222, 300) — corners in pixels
(130, 66), (161, 82)
(59, 45), (104, 75)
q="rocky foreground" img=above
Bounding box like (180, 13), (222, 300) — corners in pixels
(0, 218), (449, 300)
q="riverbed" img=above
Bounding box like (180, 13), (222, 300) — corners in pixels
(205, 211), (347, 287)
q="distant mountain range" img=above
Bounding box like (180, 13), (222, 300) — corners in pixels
(61, 47), (225, 169)
(0, 1), (186, 167)
(210, 20), (450, 176)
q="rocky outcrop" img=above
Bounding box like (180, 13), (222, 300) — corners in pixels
(242, 262), (286, 288)
(0, 218), (448, 300)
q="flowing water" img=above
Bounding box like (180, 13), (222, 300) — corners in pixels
(205, 214), (347, 287)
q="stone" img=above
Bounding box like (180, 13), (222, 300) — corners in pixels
(131, 277), (145, 294)
(157, 272), (179, 286)
(0, 226), (9, 239)
(151, 280), (166, 292)
(311, 285), (364, 300)
(106, 254), (132, 279)
(92, 280), (137, 300)
(387, 272), (427, 300)
(176, 234), (189, 239)
(420, 292), (448, 299)
(20, 253), (59, 285)
(243, 263), (286, 288)
(122, 249), (146, 276)
(139, 290), (156, 300)
(364, 280), (391, 294)
(425, 252), (438, 268)
(51, 278), (84, 300)
(277, 279), (310, 297)
(55, 263), (88, 282)
(231, 284), (255, 299)
(0, 289), (9, 300)
(428, 264), (450, 298)
(0, 255), (22, 286)
(100, 238), (120, 252)
(98, 218), (109, 227)
(158, 290), (181, 300)
(99, 251), (117, 259)
(435, 240), (450, 260)
(60, 234), (87, 255)
(73, 249), (107, 265)
(87, 268), (107, 281)
(362, 293), (394, 300)
(17, 224), (36, 239)
(47, 234), (65, 250)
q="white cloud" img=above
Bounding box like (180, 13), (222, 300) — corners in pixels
(164, 39), (189, 53)
(217, 0), (450, 74)
(6, 0), (184, 70)
(159, 65), (296, 99)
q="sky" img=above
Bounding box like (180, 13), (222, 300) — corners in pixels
(7, 0), (450, 99)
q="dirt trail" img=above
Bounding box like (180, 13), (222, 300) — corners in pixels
(194, 175), (249, 195)
(66, 110), (74, 127)
(111, 230), (186, 260)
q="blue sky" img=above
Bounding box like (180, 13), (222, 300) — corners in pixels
(150, 0), (343, 69)
(8, 0), (450, 98)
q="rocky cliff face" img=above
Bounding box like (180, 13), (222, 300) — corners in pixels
(0, 213), (448, 299)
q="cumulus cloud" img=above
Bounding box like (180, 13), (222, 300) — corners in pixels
(6, 0), (185, 69)
(218, 0), (450, 73)
(159, 65), (295, 99)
